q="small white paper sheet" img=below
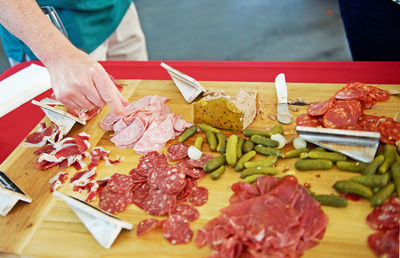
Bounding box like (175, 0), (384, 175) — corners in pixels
(0, 64), (51, 118)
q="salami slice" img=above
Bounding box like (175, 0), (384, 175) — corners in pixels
(167, 143), (189, 161)
(367, 228), (399, 258)
(181, 166), (205, 179)
(137, 151), (168, 177)
(147, 164), (169, 189)
(378, 118), (400, 144)
(99, 187), (133, 214)
(162, 214), (194, 245)
(335, 82), (371, 101)
(176, 178), (196, 202)
(368, 86), (390, 101)
(143, 189), (176, 216)
(323, 101), (361, 129)
(137, 218), (163, 236)
(366, 196), (400, 230)
(132, 183), (151, 209)
(182, 154), (214, 168)
(295, 113), (323, 127)
(170, 204), (199, 222)
(188, 186), (208, 207)
(107, 173), (134, 193)
(307, 97), (335, 117)
(358, 115), (384, 132)
(156, 166), (187, 195)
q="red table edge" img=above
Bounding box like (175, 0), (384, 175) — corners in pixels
(1, 60), (400, 84)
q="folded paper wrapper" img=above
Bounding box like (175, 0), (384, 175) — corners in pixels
(0, 64), (51, 118)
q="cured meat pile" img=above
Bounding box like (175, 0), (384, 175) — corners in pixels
(195, 175), (329, 257)
(296, 82), (400, 144)
(24, 122), (62, 147)
(366, 196), (400, 258)
(48, 146), (122, 202)
(98, 143), (213, 245)
(99, 95), (192, 154)
(34, 132), (90, 170)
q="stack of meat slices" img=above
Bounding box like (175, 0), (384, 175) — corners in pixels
(99, 95), (193, 154)
(296, 82), (400, 144)
(195, 175), (329, 257)
(34, 132), (90, 170)
(98, 143), (213, 245)
(366, 196), (400, 258)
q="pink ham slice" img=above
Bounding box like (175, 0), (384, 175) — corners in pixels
(111, 118), (145, 148)
(100, 95), (192, 154)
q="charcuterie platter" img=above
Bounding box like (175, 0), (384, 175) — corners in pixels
(0, 78), (399, 257)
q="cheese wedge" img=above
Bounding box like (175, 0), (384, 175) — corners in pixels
(193, 88), (258, 131)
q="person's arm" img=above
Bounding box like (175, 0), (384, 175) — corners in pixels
(0, 0), (127, 115)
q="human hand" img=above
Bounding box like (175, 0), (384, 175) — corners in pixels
(45, 48), (128, 116)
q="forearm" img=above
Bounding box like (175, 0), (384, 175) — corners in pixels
(0, 0), (75, 66)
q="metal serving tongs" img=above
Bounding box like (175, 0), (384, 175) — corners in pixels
(32, 98), (86, 135)
(296, 126), (381, 163)
(161, 62), (206, 103)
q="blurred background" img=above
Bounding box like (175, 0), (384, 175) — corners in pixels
(0, 0), (351, 74)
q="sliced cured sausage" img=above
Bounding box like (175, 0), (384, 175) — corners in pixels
(188, 186), (208, 207)
(107, 173), (134, 193)
(137, 218), (163, 236)
(143, 189), (176, 216)
(307, 97), (335, 117)
(156, 166), (187, 195)
(167, 143), (189, 161)
(323, 100), (361, 129)
(296, 113), (322, 127)
(162, 214), (194, 245)
(170, 204), (199, 222)
(99, 187), (133, 214)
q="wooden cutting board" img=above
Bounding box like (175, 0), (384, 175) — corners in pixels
(1, 80), (399, 257)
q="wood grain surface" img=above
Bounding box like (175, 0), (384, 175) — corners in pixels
(1, 79), (399, 257)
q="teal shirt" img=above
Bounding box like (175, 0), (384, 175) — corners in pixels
(0, 0), (131, 62)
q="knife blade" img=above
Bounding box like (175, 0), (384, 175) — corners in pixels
(275, 73), (292, 124)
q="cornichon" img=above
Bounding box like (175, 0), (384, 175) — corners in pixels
(241, 166), (280, 178)
(243, 128), (270, 138)
(216, 132), (227, 153)
(244, 155), (278, 169)
(370, 183), (395, 207)
(363, 154), (384, 175)
(301, 151), (347, 162)
(349, 173), (390, 188)
(210, 165), (226, 180)
(242, 173), (265, 184)
(250, 135), (279, 148)
(194, 136), (203, 151)
(203, 154), (226, 173)
(226, 135), (238, 166)
(270, 124), (283, 135)
(378, 144), (396, 174)
(295, 159), (333, 171)
(234, 150), (256, 171)
(337, 161), (368, 173)
(333, 180), (373, 199)
(205, 131), (217, 151)
(284, 148), (309, 158)
(178, 125), (197, 143)
(312, 194), (348, 207)
(237, 137), (245, 159)
(242, 140), (254, 153)
(198, 123), (220, 133)
(312, 146), (326, 152)
(391, 161), (400, 197)
(254, 145), (284, 158)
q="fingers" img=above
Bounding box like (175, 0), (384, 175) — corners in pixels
(91, 68), (126, 116)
